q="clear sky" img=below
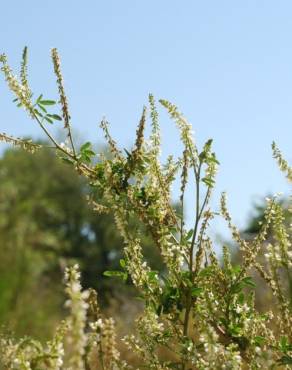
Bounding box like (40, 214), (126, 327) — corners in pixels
(1, 1), (291, 240)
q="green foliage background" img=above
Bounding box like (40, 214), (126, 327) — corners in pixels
(0, 146), (163, 340)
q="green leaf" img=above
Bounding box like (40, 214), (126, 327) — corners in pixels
(119, 259), (126, 268)
(191, 287), (203, 297)
(186, 229), (194, 240)
(34, 108), (43, 117)
(198, 266), (214, 277)
(219, 317), (228, 328)
(44, 116), (54, 124)
(80, 154), (94, 163)
(279, 336), (292, 353)
(167, 362), (182, 369)
(202, 177), (215, 188)
(254, 336), (265, 346)
(228, 324), (242, 336)
(47, 114), (62, 121)
(205, 138), (213, 147)
(158, 286), (182, 315)
(280, 336), (288, 351)
(199, 139), (213, 161)
(39, 99), (56, 106)
(232, 265), (242, 275)
(37, 103), (47, 113)
(124, 148), (132, 159)
(180, 271), (192, 287)
(79, 142), (95, 163)
(103, 270), (118, 277)
(147, 271), (158, 282)
(238, 292), (245, 304)
(241, 276), (256, 288)
(209, 153), (220, 165)
(230, 277), (256, 295)
(278, 355), (292, 365)
(36, 94), (43, 103)
(61, 157), (74, 165)
(230, 282), (243, 294)
(103, 270), (127, 281)
(80, 142), (92, 151)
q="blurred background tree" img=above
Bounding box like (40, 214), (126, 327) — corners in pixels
(0, 145), (163, 340)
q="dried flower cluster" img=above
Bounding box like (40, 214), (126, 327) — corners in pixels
(0, 48), (291, 369)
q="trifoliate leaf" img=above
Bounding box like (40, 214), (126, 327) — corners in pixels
(39, 100), (56, 106)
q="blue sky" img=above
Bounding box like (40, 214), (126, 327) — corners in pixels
(1, 1), (291, 240)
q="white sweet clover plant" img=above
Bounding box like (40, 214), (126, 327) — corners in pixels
(0, 48), (291, 369)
